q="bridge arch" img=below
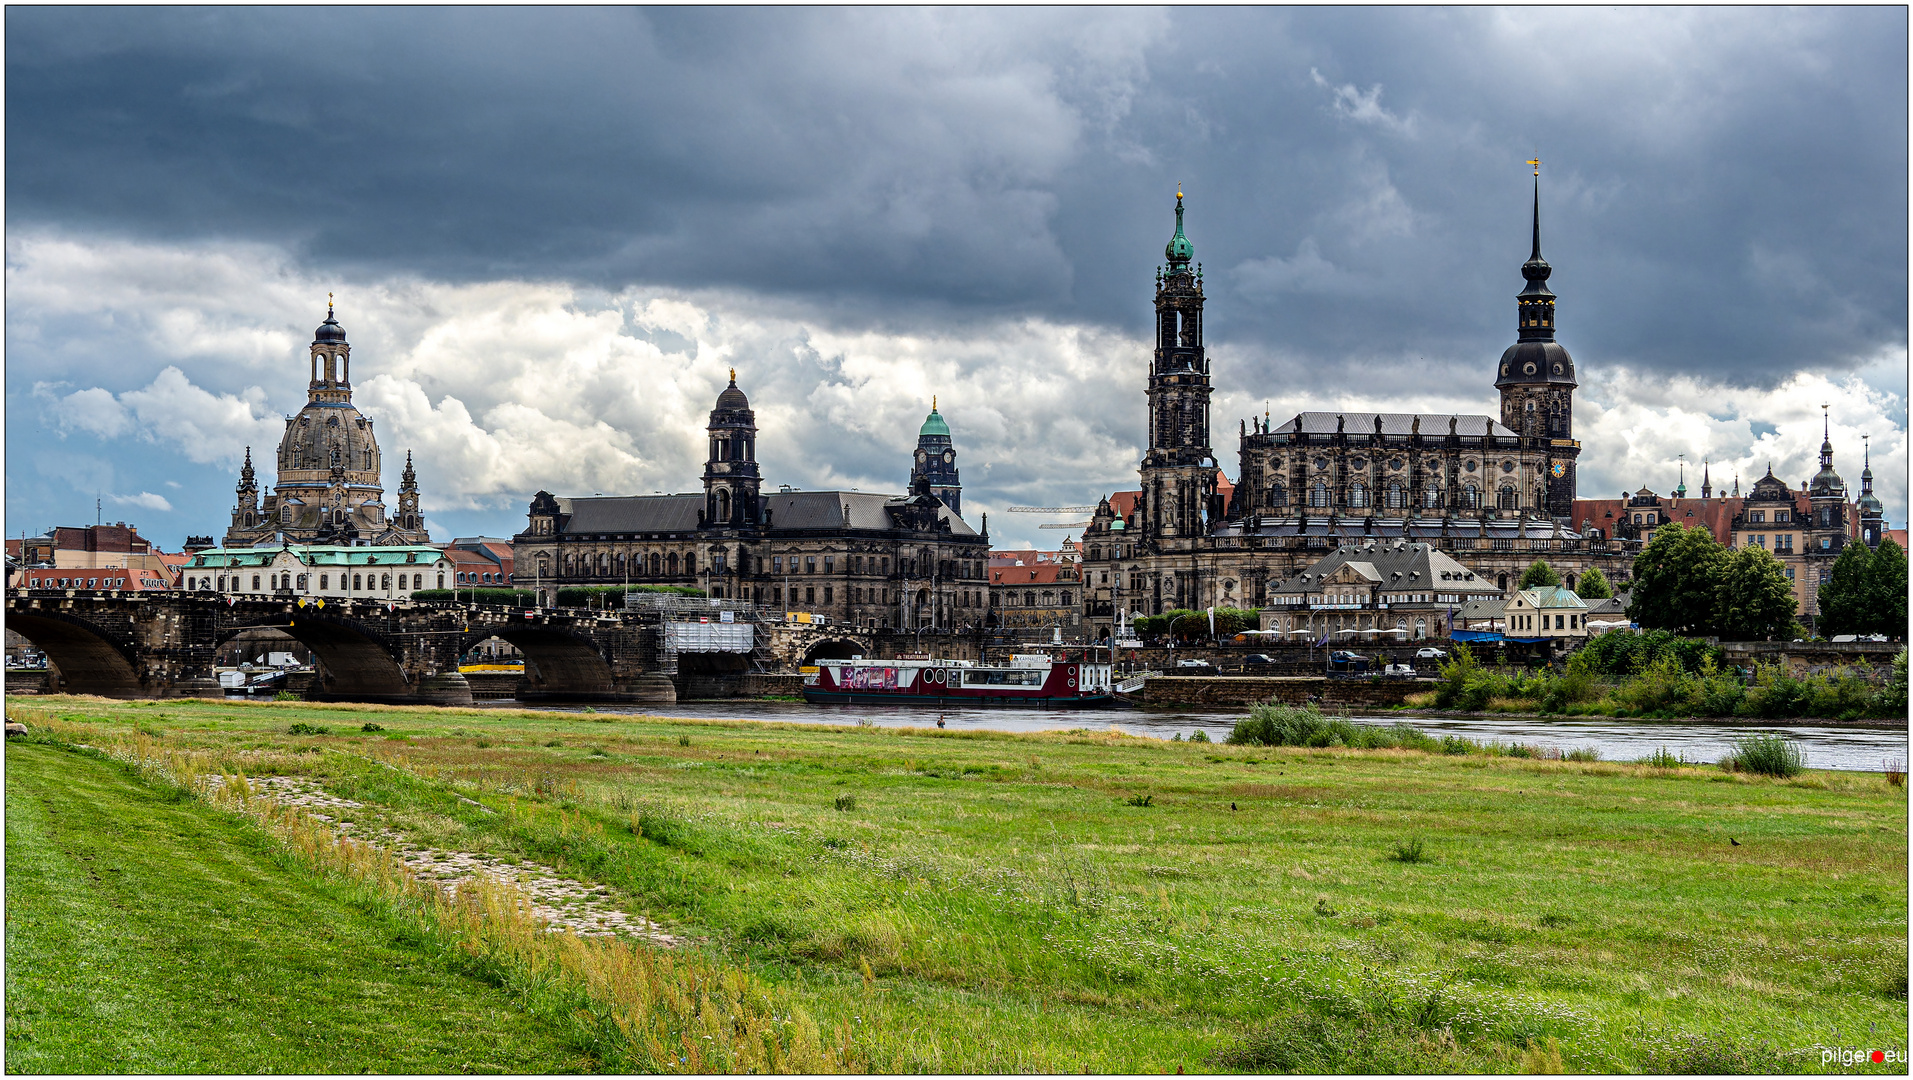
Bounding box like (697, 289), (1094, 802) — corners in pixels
(6, 609), (145, 697)
(803, 637), (870, 664)
(220, 612), (412, 701)
(456, 624), (620, 700)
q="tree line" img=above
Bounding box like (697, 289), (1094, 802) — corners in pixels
(1625, 522), (1906, 640)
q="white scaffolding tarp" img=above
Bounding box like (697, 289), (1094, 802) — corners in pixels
(664, 620), (754, 653)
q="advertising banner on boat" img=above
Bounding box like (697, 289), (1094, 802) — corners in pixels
(842, 666), (897, 691)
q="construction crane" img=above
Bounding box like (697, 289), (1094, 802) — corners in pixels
(1037, 521), (1091, 530)
(1005, 505), (1096, 514)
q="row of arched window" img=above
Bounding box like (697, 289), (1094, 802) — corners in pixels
(1270, 480), (1545, 512)
(992, 590), (1073, 608)
(187, 571), (440, 593)
(566, 551), (698, 577)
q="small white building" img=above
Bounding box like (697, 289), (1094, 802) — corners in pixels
(1502, 585), (1590, 641)
(180, 545), (452, 601)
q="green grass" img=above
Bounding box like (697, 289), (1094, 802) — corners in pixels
(8, 694), (1909, 1073)
(3, 740), (596, 1073)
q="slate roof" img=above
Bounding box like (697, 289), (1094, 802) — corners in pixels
(1269, 541), (1501, 596)
(1275, 412), (1517, 438)
(555, 494), (703, 534)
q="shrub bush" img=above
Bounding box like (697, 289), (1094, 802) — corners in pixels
(1723, 734), (1805, 778)
(1389, 837), (1427, 863)
(833, 793), (857, 811)
(360, 722), (384, 732)
(1227, 705), (1436, 752)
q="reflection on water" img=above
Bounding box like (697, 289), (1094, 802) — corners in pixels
(487, 699), (1908, 773)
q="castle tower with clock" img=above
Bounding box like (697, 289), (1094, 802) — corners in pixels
(910, 399), (962, 517)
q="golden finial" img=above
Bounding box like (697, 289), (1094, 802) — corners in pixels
(1527, 158), (1541, 176)
(729, 367), (736, 382)
(932, 394), (937, 411)
(1176, 182), (1183, 200)
(327, 291), (334, 315)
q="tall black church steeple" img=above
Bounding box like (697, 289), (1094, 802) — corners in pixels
(1495, 162), (1580, 522)
(1140, 188), (1216, 544)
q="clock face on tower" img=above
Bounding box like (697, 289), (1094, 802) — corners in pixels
(1550, 461), (1567, 478)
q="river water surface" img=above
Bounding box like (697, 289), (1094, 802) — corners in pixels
(494, 699), (1907, 772)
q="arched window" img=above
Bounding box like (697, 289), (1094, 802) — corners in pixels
(1311, 481), (1330, 508)
(319, 574), (328, 590)
(381, 573), (391, 590)
(1496, 572), (1509, 591)
(413, 574), (422, 589)
(1026, 591), (1036, 606)
(353, 574), (363, 591)
(718, 489), (731, 522)
(436, 573), (444, 588)
(1498, 485), (1518, 510)
(1269, 481), (1288, 508)
(1349, 482), (1369, 509)
(649, 553), (661, 576)
(1424, 484), (1441, 509)
(1463, 484), (1481, 510)
(251, 574), (261, 590)
(667, 552), (680, 576)
(616, 553), (626, 575)
(1386, 482), (1405, 509)
(685, 554), (697, 574)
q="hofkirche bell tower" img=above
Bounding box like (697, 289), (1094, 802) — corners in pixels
(1494, 161), (1580, 521)
(1140, 189), (1217, 544)
(223, 299), (429, 547)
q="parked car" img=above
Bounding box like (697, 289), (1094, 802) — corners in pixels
(1175, 658), (1215, 670)
(1327, 650), (1370, 664)
(1383, 663), (1418, 677)
(1241, 653), (1277, 667)
(1414, 647), (1448, 660)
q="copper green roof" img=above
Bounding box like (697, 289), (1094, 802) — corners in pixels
(920, 405), (950, 438)
(1165, 192), (1193, 267)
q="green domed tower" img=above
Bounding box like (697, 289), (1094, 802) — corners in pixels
(910, 398), (962, 517)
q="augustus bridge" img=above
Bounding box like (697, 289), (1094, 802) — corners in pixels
(5, 591), (684, 705)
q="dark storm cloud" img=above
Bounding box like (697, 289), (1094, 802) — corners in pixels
(7, 6), (1906, 390)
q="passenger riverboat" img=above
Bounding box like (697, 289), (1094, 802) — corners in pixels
(802, 654), (1115, 708)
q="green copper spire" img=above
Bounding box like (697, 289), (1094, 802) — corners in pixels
(920, 397), (950, 438)
(1164, 188), (1193, 272)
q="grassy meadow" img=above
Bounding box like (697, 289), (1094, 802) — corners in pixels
(5, 694), (1908, 1073)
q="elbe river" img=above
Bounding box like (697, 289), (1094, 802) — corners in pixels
(498, 699), (1907, 773)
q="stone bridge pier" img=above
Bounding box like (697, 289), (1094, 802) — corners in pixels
(5, 592), (675, 706)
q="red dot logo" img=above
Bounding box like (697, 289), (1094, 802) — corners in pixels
(1872, 1051), (1886, 1064)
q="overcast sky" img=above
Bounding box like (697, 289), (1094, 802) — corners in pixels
(7, 6), (1907, 551)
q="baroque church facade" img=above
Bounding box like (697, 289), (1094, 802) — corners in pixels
(1080, 176), (1636, 642)
(512, 379), (990, 630)
(223, 303), (429, 548)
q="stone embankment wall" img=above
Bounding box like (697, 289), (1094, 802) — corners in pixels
(1141, 675), (1428, 708)
(1717, 640), (1901, 678)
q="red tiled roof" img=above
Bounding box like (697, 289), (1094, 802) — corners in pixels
(990, 563), (1073, 586)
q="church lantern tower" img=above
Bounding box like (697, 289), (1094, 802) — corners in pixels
(1858, 436), (1884, 548)
(1807, 408), (1849, 550)
(231, 446), (260, 531)
(1495, 163), (1579, 522)
(1140, 189), (1215, 542)
(396, 450), (423, 534)
(702, 371), (762, 528)
(910, 398), (962, 517)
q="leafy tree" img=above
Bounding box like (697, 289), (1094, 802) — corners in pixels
(1575, 567), (1613, 600)
(1518, 559), (1561, 589)
(1628, 523), (1728, 635)
(1815, 541), (1872, 636)
(1863, 538), (1908, 639)
(1714, 546), (1799, 641)
(1213, 607), (1261, 637)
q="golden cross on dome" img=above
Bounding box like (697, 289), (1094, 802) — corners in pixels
(1527, 158), (1541, 176)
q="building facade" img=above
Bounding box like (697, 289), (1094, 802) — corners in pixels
(180, 545), (452, 600)
(1261, 541), (1503, 641)
(987, 548), (1082, 631)
(223, 302), (429, 548)
(1078, 176), (1631, 644)
(513, 376), (990, 628)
